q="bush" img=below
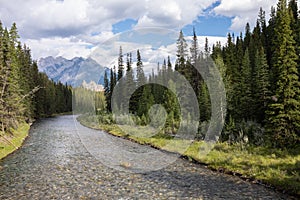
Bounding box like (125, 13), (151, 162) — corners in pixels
(196, 121), (209, 140)
(97, 113), (115, 125)
(221, 117), (265, 146)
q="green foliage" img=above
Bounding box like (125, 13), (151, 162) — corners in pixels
(73, 87), (106, 114)
(0, 21), (72, 133)
(239, 49), (253, 120)
(79, 114), (300, 196)
(253, 48), (270, 123)
(210, 0), (300, 148)
(0, 123), (30, 159)
(101, 0), (300, 149)
(265, 0), (300, 147)
(95, 91), (107, 114)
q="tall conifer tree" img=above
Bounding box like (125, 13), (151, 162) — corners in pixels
(266, 0), (300, 147)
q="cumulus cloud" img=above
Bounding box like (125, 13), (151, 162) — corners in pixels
(1, 0), (91, 38)
(1, 0), (218, 38)
(135, 0), (217, 29)
(0, 0), (287, 60)
(214, 0), (278, 32)
(25, 37), (94, 59)
(89, 28), (227, 75)
(0, 0), (220, 59)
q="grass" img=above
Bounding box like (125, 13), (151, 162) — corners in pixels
(77, 114), (300, 197)
(0, 123), (30, 160)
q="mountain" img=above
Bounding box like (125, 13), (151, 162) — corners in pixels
(38, 56), (110, 87)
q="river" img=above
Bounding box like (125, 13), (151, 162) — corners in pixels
(0, 115), (293, 199)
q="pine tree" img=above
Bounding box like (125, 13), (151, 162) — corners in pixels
(253, 47), (270, 123)
(198, 82), (211, 122)
(204, 37), (210, 57)
(164, 79), (180, 131)
(107, 67), (116, 111)
(167, 56), (173, 76)
(244, 23), (251, 50)
(125, 53), (135, 113)
(138, 85), (154, 118)
(236, 34), (244, 69)
(268, 6), (279, 91)
(18, 44), (34, 119)
(136, 49), (145, 87)
(103, 70), (110, 111)
(1, 26), (23, 130)
(288, 0), (300, 73)
(130, 50), (146, 114)
(223, 33), (239, 120)
(258, 7), (268, 52)
(266, 0), (300, 147)
(239, 49), (253, 120)
(104, 70), (109, 99)
(190, 27), (198, 65)
(175, 30), (188, 72)
(189, 28), (201, 97)
(117, 46), (124, 81)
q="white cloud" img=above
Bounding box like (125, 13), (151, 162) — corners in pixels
(91, 41), (151, 67)
(0, 0), (219, 59)
(1, 0), (289, 60)
(0, 0), (219, 38)
(135, 0), (218, 29)
(25, 37), (94, 59)
(214, 0), (278, 32)
(89, 30), (226, 76)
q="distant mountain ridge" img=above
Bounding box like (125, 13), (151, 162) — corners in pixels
(38, 56), (110, 87)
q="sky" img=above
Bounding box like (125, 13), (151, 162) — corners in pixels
(0, 0), (281, 62)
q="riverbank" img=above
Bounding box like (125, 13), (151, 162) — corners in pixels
(0, 123), (30, 160)
(77, 114), (300, 197)
(0, 112), (72, 161)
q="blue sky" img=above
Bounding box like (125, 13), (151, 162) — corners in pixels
(112, 16), (232, 36)
(111, 1), (233, 37)
(182, 15), (232, 36)
(0, 0), (281, 59)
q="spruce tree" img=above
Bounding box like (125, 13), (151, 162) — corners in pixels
(258, 7), (268, 51)
(190, 27), (198, 65)
(2, 27), (23, 130)
(190, 28), (201, 97)
(104, 70), (109, 108)
(130, 50), (146, 115)
(223, 33), (239, 120)
(239, 49), (253, 120)
(167, 56), (173, 76)
(117, 46), (124, 81)
(253, 47), (270, 123)
(125, 53), (135, 113)
(266, 0), (300, 147)
(198, 82), (211, 122)
(288, 0), (300, 73)
(136, 50), (146, 87)
(107, 67), (116, 111)
(175, 30), (188, 72)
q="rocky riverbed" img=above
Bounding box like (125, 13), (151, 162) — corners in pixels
(0, 115), (294, 199)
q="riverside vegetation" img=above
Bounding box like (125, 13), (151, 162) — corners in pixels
(76, 0), (300, 196)
(0, 21), (72, 159)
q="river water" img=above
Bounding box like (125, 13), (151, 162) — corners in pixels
(0, 115), (294, 199)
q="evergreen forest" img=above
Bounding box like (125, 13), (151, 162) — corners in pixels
(0, 22), (72, 134)
(100, 0), (300, 149)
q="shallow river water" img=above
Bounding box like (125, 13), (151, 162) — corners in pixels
(0, 115), (294, 199)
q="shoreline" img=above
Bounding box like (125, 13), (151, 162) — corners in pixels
(0, 123), (31, 161)
(77, 114), (300, 198)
